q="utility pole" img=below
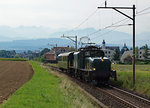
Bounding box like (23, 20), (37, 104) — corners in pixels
(98, 2), (136, 87)
(61, 34), (78, 51)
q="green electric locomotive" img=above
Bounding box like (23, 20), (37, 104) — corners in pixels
(58, 46), (116, 84)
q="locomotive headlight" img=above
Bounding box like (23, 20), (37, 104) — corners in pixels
(93, 68), (96, 71)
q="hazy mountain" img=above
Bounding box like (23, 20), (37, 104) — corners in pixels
(0, 38), (73, 51)
(0, 26), (60, 41)
(0, 26), (149, 50)
(50, 28), (150, 46)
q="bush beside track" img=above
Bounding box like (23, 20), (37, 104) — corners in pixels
(1, 61), (97, 108)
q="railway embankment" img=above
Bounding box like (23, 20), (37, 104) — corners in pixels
(48, 63), (150, 99)
(47, 63), (150, 108)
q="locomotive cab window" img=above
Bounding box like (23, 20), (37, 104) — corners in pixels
(85, 50), (104, 57)
(85, 51), (90, 56)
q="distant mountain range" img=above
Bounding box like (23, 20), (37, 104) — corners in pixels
(0, 26), (149, 51)
(0, 38), (73, 51)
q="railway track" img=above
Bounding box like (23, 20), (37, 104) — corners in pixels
(107, 85), (150, 107)
(47, 64), (150, 108)
(96, 86), (150, 108)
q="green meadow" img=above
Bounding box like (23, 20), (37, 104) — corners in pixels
(1, 61), (97, 108)
(113, 64), (150, 97)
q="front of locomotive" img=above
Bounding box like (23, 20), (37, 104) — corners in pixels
(85, 57), (111, 82)
(84, 47), (112, 82)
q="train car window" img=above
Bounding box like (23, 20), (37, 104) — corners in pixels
(65, 56), (66, 61)
(65, 56), (67, 61)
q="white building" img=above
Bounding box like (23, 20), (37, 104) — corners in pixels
(101, 40), (120, 60)
(102, 49), (115, 60)
(121, 49), (150, 63)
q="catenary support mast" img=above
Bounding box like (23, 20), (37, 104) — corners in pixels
(98, 3), (136, 87)
(61, 35), (78, 51)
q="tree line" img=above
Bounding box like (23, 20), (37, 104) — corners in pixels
(0, 50), (16, 58)
(112, 44), (150, 64)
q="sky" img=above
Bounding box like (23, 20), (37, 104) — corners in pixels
(0, 0), (150, 35)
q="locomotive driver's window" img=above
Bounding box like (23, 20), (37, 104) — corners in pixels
(85, 51), (90, 56)
(90, 51), (98, 57)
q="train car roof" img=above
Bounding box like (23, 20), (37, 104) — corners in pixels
(73, 52), (80, 55)
(58, 52), (74, 57)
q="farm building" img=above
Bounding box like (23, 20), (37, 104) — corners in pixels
(44, 47), (69, 63)
(45, 51), (57, 63)
(51, 47), (69, 56)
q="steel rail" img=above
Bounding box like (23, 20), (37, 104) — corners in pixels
(96, 87), (139, 108)
(109, 85), (150, 105)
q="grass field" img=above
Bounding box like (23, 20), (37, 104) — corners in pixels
(114, 64), (150, 98)
(0, 58), (27, 61)
(1, 61), (98, 108)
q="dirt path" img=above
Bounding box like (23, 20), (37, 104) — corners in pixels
(0, 61), (34, 103)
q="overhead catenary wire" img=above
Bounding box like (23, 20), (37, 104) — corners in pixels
(136, 6), (150, 16)
(137, 6), (150, 14)
(136, 11), (150, 16)
(90, 19), (131, 41)
(65, 3), (150, 36)
(64, 9), (98, 35)
(88, 18), (129, 36)
(74, 9), (98, 30)
(63, 1), (106, 35)
(64, 2), (150, 44)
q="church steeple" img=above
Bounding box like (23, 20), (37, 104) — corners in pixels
(124, 43), (127, 47)
(102, 40), (105, 45)
(102, 40), (106, 49)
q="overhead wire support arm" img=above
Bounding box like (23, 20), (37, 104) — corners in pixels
(61, 34), (78, 51)
(113, 8), (133, 20)
(97, 7), (133, 9)
(97, 4), (136, 87)
(97, 7), (134, 20)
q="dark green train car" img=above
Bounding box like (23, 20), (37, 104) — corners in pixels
(58, 52), (74, 71)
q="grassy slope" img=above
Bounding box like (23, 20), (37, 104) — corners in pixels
(115, 64), (150, 97)
(1, 61), (97, 108)
(43, 65), (98, 108)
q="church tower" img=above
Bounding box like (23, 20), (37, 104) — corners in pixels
(102, 40), (106, 49)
